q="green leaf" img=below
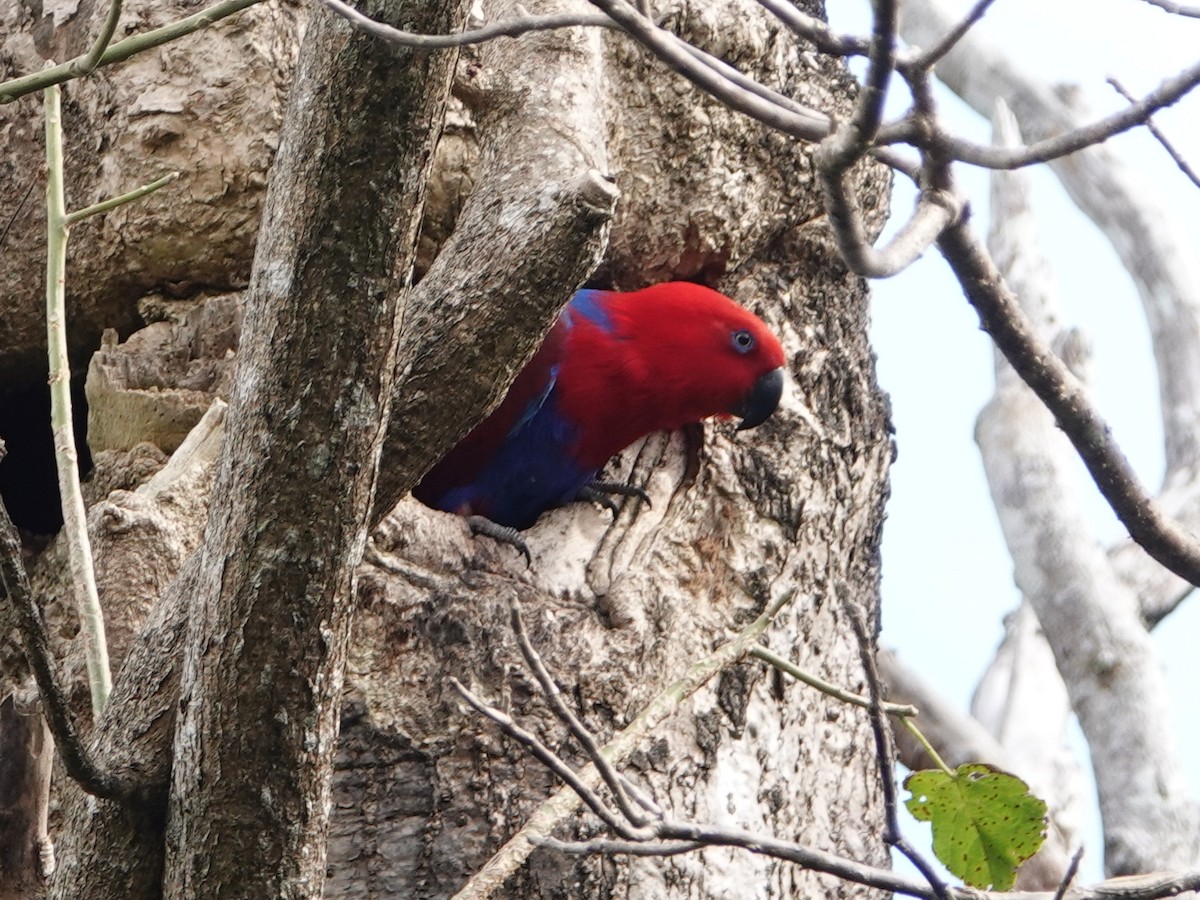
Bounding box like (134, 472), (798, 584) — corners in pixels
(904, 763), (1047, 890)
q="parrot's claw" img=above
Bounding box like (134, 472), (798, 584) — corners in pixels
(577, 486), (620, 515)
(578, 480), (651, 516)
(467, 515), (532, 566)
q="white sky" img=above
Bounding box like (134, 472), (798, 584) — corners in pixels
(828, 0), (1200, 884)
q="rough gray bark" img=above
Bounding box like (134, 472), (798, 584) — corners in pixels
(0, 694), (53, 900)
(0, 0), (298, 400)
(371, 0), (617, 523)
(4, 0), (893, 896)
(329, 1), (894, 896)
(160, 0), (470, 893)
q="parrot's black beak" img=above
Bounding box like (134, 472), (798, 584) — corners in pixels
(734, 367), (784, 431)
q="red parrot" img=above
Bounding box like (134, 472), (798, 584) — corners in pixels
(413, 282), (786, 559)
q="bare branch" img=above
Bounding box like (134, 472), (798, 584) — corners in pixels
(449, 678), (654, 839)
(903, 0), (998, 72)
(664, 819), (958, 896)
(317, 0), (617, 47)
(0, 502), (139, 801)
(753, 0), (870, 57)
(750, 644), (917, 716)
(856, 0), (897, 142)
(844, 598), (949, 900)
(889, 59), (1200, 169)
(550, 817), (1200, 900)
(451, 591), (795, 898)
(64, 173), (179, 226)
(455, 591), (945, 900)
(508, 601), (652, 828)
(585, 0), (830, 140)
(904, 0), (1200, 483)
(0, 0), (266, 104)
(1053, 848), (1085, 900)
(540, 836), (703, 856)
(975, 104), (1200, 875)
(0, 179), (35, 256)
(938, 218), (1200, 589)
(43, 84), (113, 715)
(75, 0), (124, 78)
(1108, 75), (1200, 190)
(812, 0), (965, 278)
(818, 179), (960, 277)
(882, 10), (1200, 173)
(1136, 0), (1200, 15)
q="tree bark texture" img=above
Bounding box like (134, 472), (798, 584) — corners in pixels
(159, 0), (469, 894)
(0, 0), (299, 401)
(327, 0), (895, 896)
(0, 694), (53, 900)
(2, 0), (894, 896)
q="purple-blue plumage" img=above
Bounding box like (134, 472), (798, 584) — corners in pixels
(412, 284), (786, 532)
(412, 290), (612, 529)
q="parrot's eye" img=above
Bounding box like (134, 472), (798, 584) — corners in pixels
(732, 329), (755, 354)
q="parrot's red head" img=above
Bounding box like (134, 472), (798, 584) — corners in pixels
(556, 282), (787, 469)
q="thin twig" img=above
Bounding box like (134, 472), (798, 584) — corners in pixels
(813, 0), (896, 171)
(44, 84), (113, 716)
(855, 0), (896, 142)
(0, 0), (265, 104)
(750, 644), (918, 716)
(937, 217), (1200, 588)
(813, 0), (962, 277)
(1108, 75), (1200, 189)
(843, 596), (950, 900)
(541, 836), (703, 856)
(508, 600), (652, 828)
(886, 57), (1200, 169)
(549, 823), (940, 897)
(318, 0), (617, 47)
(450, 678), (653, 839)
(1136, 0), (1200, 15)
(312, 0), (925, 186)
(676, 40), (829, 128)
(0, 501), (136, 800)
(65, 172), (180, 226)
(0, 179), (37, 255)
(899, 717), (956, 778)
(451, 591), (797, 899)
(459, 589), (945, 900)
(752, 0), (870, 57)
(74, 0), (124, 78)
(904, 0), (998, 72)
(587, 0), (829, 140)
(655, 820), (942, 898)
(1053, 847), (1085, 900)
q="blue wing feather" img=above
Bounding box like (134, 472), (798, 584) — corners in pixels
(412, 291), (612, 529)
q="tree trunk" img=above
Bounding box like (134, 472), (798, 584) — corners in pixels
(161, 0), (469, 892)
(2, 0), (894, 895)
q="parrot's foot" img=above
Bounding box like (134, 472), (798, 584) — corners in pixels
(577, 480), (651, 516)
(467, 515), (532, 566)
